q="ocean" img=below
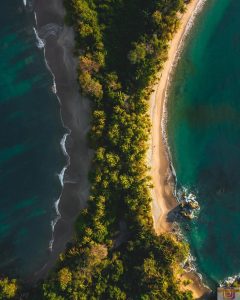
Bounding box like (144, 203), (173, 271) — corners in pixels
(168, 0), (240, 288)
(0, 0), (66, 277)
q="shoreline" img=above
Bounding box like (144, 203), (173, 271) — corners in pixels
(31, 0), (92, 280)
(149, 0), (210, 298)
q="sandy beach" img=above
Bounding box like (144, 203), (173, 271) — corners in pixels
(149, 0), (210, 298)
(32, 0), (92, 280)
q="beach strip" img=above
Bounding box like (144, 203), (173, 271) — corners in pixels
(149, 0), (209, 298)
(32, 0), (92, 280)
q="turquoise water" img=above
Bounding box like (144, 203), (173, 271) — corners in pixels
(0, 1), (65, 277)
(168, 0), (240, 288)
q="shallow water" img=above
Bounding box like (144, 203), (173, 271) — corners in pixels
(168, 0), (240, 288)
(0, 1), (65, 277)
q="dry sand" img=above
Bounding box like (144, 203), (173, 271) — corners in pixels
(149, 0), (211, 298)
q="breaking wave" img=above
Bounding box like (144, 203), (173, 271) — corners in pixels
(33, 11), (71, 252)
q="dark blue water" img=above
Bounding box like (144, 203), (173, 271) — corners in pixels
(168, 0), (240, 288)
(0, 1), (65, 277)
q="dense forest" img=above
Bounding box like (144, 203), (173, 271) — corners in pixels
(0, 0), (194, 299)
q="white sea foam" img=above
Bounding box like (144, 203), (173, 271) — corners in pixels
(33, 14), (58, 98)
(49, 197), (62, 251)
(49, 131), (71, 250)
(49, 217), (60, 251)
(34, 11), (38, 26)
(33, 13), (45, 49)
(48, 132), (71, 251)
(57, 133), (71, 187)
(48, 129), (71, 251)
(34, 11), (72, 251)
(60, 133), (70, 158)
(49, 132), (71, 251)
(220, 274), (240, 287)
(33, 27), (45, 49)
(49, 240), (54, 252)
(55, 197), (61, 216)
(42, 47), (58, 96)
(181, 253), (207, 288)
(52, 81), (57, 94)
(181, 253), (197, 273)
(58, 166), (67, 187)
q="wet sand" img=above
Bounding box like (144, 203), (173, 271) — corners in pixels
(32, 0), (92, 280)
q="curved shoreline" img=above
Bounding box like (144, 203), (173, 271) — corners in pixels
(32, 0), (92, 280)
(149, 0), (210, 298)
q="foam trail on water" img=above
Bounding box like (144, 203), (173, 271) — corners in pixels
(57, 133), (71, 188)
(52, 81), (57, 94)
(49, 127), (71, 251)
(58, 133), (71, 188)
(49, 213), (61, 251)
(34, 11), (72, 252)
(34, 13), (58, 94)
(49, 133), (71, 251)
(54, 197), (61, 216)
(61, 133), (69, 158)
(33, 27), (45, 49)
(34, 11), (38, 26)
(58, 166), (67, 187)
